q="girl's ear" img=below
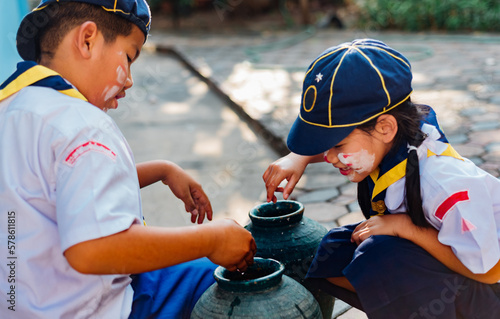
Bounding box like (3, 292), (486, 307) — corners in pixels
(375, 114), (398, 144)
(75, 21), (99, 59)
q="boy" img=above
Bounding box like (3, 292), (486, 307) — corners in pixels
(0, 1), (256, 318)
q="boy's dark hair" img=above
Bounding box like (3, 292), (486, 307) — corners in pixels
(356, 99), (431, 228)
(37, 2), (133, 62)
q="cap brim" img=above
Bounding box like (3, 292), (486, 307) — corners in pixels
(286, 116), (356, 156)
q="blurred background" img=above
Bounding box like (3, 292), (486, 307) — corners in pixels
(3, 2), (500, 318)
(6, 0), (500, 81)
(146, 0), (500, 33)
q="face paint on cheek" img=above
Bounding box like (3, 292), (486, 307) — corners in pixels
(338, 149), (375, 176)
(102, 85), (121, 101)
(101, 65), (128, 102)
(115, 64), (127, 85)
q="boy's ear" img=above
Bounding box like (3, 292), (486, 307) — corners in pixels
(375, 114), (398, 144)
(75, 21), (99, 59)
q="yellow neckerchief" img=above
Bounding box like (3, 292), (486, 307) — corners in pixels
(368, 143), (463, 214)
(0, 62), (87, 102)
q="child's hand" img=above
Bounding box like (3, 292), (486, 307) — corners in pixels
(351, 214), (413, 245)
(162, 167), (213, 224)
(206, 219), (257, 272)
(136, 160), (212, 224)
(262, 152), (312, 203)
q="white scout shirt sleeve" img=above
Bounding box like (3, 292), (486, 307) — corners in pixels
(54, 112), (142, 253)
(421, 155), (500, 275)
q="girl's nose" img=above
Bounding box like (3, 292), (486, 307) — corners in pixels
(324, 149), (339, 165)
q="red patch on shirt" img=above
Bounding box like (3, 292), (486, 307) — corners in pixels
(65, 141), (116, 166)
(434, 190), (469, 221)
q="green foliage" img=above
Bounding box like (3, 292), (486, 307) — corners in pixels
(148, 0), (195, 11)
(355, 0), (500, 32)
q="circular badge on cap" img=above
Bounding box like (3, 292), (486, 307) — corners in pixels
(302, 85), (317, 112)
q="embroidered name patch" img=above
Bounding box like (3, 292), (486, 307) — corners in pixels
(434, 190), (469, 221)
(65, 141), (117, 166)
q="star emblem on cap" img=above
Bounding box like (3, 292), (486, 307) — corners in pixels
(315, 73), (323, 83)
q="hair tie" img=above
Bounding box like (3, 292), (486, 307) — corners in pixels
(407, 145), (418, 153)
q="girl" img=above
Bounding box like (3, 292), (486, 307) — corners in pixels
(263, 39), (500, 318)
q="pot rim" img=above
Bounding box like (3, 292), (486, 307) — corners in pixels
(214, 257), (285, 292)
(248, 200), (304, 227)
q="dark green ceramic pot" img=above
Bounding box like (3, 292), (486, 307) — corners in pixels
(245, 200), (334, 319)
(191, 258), (322, 319)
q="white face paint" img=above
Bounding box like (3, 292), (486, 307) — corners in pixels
(338, 149), (375, 181)
(101, 64), (128, 102)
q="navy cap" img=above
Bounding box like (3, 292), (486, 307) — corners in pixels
(287, 39), (413, 156)
(16, 0), (151, 61)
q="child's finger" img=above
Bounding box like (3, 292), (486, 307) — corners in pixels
(264, 173), (286, 202)
(190, 209), (199, 223)
(262, 166), (272, 183)
(197, 209), (206, 224)
(205, 205), (213, 221)
(282, 176), (299, 200)
(197, 197), (213, 223)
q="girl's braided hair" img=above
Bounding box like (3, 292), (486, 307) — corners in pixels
(356, 99), (431, 228)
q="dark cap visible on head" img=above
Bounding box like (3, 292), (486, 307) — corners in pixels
(287, 39), (413, 156)
(16, 0), (151, 61)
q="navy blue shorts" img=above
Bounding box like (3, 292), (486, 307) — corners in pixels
(306, 223), (500, 318)
(129, 258), (217, 319)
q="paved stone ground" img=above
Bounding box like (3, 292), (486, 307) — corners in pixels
(112, 52), (279, 228)
(119, 26), (500, 318)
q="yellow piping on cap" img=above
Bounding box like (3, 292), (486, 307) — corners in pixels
(329, 48), (350, 126)
(299, 91), (412, 128)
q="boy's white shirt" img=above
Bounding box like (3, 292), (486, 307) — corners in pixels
(0, 87), (142, 318)
(385, 123), (500, 277)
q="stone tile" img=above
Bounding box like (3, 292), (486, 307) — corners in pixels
(460, 107), (486, 117)
(319, 221), (339, 230)
(446, 133), (468, 145)
(478, 163), (500, 177)
(332, 194), (358, 207)
(467, 111), (500, 123)
(483, 153), (500, 165)
(454, 143), (484, 158)
(296, 187), (340, 204)
(286, 188), (307, 201)
(337, 211), (365, 226)
(486, 142), (500, 153)
(489, 94), (500, 105)
(339, 183), (358, 197)
(347, 202), (361, 214)
(469, 130), (500, 146)
(468, 156), (484, 166)
(299, 172), (349, 190)
(303, 202), (349, 223)
(470, 121), (500, 132)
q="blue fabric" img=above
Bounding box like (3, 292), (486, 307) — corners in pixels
(0, 61), (74, 91)
(306, 223), (359, 279)
(307, 224), (500, 318)
(17, 0), (151, 61)
(287, 39), (413, 156)
(130, 258), (217, 319)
